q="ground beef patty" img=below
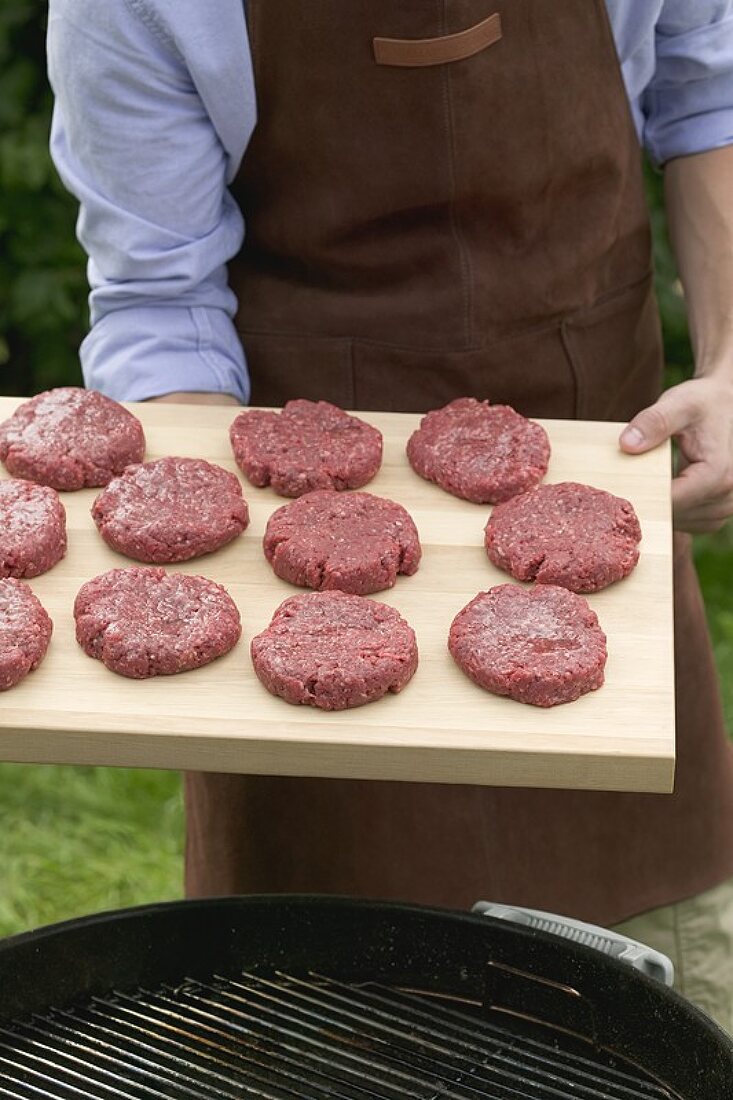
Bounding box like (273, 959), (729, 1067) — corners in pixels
(251, 590), (418, 710)
(406, 397), (550, 504)
(74, 568), (241, 679)
(449, 583), (606, 707)
(485, 481), (642, 593)
(0, 479), (67, 578)
(264, 490), (421, 595)
(230, 400), (382, 497)
(0, 387), (145, 491)
(0, 578), (53, 691)
(92, 457), (249, 563)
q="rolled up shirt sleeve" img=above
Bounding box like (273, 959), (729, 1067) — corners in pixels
(643, 0), (733, 163)
(47, 0), (253, 402)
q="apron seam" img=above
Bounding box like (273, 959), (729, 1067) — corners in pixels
(235, 274), (653, 355)
(237, 323), (563, 355)
(440, 0), (473, 346)
(559, 320), (584, 418)
(560, 269), (654, 416)
(563, 269), (654, 326)
(349, 337), (357, 407)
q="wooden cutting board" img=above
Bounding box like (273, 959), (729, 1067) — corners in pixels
(0, 397), (674, 792)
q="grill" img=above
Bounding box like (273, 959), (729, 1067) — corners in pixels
(0, 971), (674, 1099)
(0, 897), (731, 1099)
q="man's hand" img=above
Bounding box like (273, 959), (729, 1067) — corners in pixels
(621, 146), (733, 534)
(620, 376), (733, 533)
(146, 392), (241, 407)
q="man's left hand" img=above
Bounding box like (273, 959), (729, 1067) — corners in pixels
(619, 375), (733, 534)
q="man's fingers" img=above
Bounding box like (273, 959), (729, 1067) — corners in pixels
(672, 463), (733, 531)
(677, 514), (730, 535)
(673, 501), (733, 533)
(620, 378), (733, 533)
(619, 387), (698, 454)
(671, 461), (721, 512)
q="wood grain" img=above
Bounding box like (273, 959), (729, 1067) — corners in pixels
(0, 397), (675, 792)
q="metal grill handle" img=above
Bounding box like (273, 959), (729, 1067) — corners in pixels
(472, 901), (675, 987)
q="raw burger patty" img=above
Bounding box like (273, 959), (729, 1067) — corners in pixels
(74, 567), (241, 679)
(448, 583), (606, 707)
(92, 457), (249, 563)
(230, 399), (383, 497)
(0, 578), (53, 691)
(264, 490), (421, 594)
(406, 397), (550, 503)
(485, 481), (641, 593)
(0, 479), (66, 578)
(251, 590), (418, 710)
(0, 387), (145, 491)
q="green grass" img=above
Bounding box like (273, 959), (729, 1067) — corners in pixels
(0, 764), (183, 938)
(0, 534), (731, 941)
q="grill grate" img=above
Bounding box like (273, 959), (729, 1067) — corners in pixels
(0, 972), (678, 1099)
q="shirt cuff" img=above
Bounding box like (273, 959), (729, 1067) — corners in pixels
(80, 305), (250, 404)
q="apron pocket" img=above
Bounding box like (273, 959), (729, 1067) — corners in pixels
(352, 324), (579, 417)
(241, 320), (588, 419)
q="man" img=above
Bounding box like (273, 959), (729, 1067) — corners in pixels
(47, 0), (733, 1029)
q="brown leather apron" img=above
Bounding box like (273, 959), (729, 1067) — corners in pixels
(185, 0), (733, 924)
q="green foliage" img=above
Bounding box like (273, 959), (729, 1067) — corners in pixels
(0, 1), (86, 395)
(644, 162), (694, 387)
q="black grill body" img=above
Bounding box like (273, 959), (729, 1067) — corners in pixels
(0, 896), (731, 1098)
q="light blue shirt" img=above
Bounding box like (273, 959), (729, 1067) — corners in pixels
(46, 0), (733, 403)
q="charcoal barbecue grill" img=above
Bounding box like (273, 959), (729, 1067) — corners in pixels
(0, 895), (731, 1098)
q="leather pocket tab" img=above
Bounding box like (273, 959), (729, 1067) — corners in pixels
(374, 12), (501, 68)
